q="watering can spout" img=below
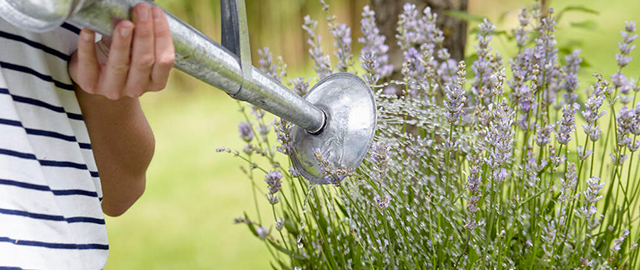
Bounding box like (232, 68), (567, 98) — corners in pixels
(0, 0), (376, 184)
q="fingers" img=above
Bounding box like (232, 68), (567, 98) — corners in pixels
(73, 2), (173, 100)
(70, 28), (100, 93)
(150, 5), (174, 91)
(99, 20), (134, 100)
(126, 3), (155, 96)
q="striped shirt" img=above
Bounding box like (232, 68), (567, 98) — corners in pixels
(0, 18), (108, 269)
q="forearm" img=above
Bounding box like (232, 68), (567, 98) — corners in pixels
(67, 2), (172, 216)
(76, 87), (155, 216)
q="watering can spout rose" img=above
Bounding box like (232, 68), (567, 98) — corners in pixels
(0, 0), (376, 184)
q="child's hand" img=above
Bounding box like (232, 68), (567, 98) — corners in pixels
(68, 2), (175, 100)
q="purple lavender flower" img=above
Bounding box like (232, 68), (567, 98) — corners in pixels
(555, 103), (579, 145)
(582, 177), (605, 219)
(238, 121), (254, 143)
(465, 158), (482, 231)
(562, 49), (582, 104)
(369, 142), (390, 182)
(577, 146), (593, 161)
(264, 170), (283, 195)
(258, 47), (277, 78)
(396, 4), (443, 55)
(549, 144), (566, 168)
(582, 75), (608, 142)
(444, 61), (467, 124)
(373, 195), (390, 209)
(611, 72), (632, 104)
(266, 193), (280, 205)
(585, 177), (604, 204)
(396, 3), (423, 50)
(610, 152), (628, 166)
(331, 23), (353, 72)
(512, 8), (530, 48)
(290, 77), (309, 97)
(559, 163), (577, 203)
(251, 105), (265, 120)
(611, 229), (630, 254)
(275, 218), (285, 231)
(535, 124), (554, 147)
(532, 10), (562, 110)
(256, 226), (269, 240)
(288, 166), (300, 177)
(615, 21), (637, 68)
(485, 99), (515, 169)
(617, 106), (636, 148)
(383, 86), (398, 95)
(359, 5), (393, 82)
(437, 59), (459, 87)
(471, 19), (496, 103)
(360, 51), (380, 85)
(274, 118), (293, 155)
(633, 102), (640, 136)
(303, 15), (333, 79)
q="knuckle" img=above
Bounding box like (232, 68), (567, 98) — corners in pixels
(128, 88), (145, 98)
(158, 54), (175, 67)
(127, 86), (145, 97)
(134, 54), (156, 68)
(153, 81), (168, 91)
(82, 83), (97, 93)
(105, 92), (121, 100)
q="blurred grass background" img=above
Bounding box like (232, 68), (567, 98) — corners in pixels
(104, 0), (640, 269)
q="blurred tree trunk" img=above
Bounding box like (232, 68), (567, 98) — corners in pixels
(371, 0), (468, 68)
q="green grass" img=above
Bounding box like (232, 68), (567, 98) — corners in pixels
(104, 78), (272, 269)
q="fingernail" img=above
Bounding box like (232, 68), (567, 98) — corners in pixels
(82, 31), (92, 41)
(120, 25), (132, 38)
(152, 6), (163, 21)
(137, 5), (150, 21)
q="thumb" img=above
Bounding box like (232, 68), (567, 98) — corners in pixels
(70, 28), (100, 93)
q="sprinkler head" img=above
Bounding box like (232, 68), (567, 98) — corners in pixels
(290, 73), (377, 184)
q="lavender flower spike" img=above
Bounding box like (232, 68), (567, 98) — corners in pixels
(238, 121), (254, 143)
(513, 8), (530, 48)
(471, 18), (496, 102)
(264, 170), (283, 195)
(556, 103), (579, 145)
(444, 61), (467, 124)
(359, 5), (393, 81)
(303, 15), (333, 79)
(465, 158), (482, 231)
(562, 49), (582, 104)
(331, 23), (353, 72)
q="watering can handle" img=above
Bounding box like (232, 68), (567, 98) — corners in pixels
(220, 1), (241, 61)
(220, 0), (252, 81)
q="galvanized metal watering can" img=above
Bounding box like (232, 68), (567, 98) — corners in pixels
(0, 0), (376, 184)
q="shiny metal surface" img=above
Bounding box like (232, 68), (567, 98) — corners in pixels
(1, 0), (377, 184)
(291, 73), (377, 184)
(0, 0), (85, 32)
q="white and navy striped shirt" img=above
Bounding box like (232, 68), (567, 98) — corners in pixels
(0, 18), (108, 269)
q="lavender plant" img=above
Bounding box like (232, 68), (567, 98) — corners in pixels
(219, 1), (640, 269)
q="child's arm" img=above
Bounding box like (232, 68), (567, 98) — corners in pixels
(68, 3), (175, 216)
